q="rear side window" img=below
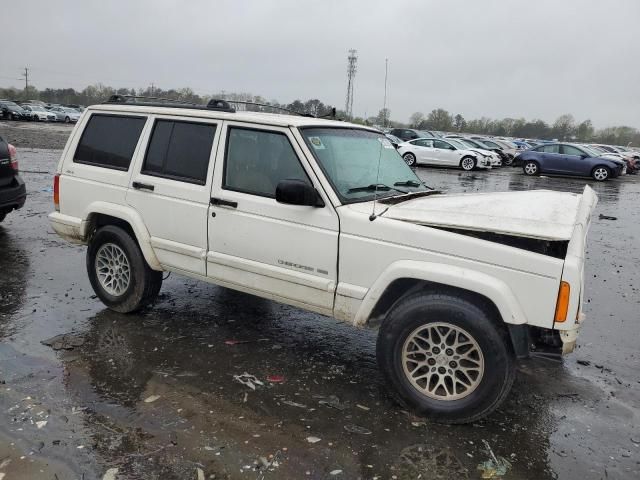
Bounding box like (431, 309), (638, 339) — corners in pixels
(142, 120), (216, 185)
(74, 114), (146, 170)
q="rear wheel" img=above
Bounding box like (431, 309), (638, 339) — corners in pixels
(403, 152), (416, 167)
(460, 156), (476, 171)
(377, 291), (515, 424)
(592, 166), (610, 181)
(87, 225), (162, 313)
(523, 160), (539, 175)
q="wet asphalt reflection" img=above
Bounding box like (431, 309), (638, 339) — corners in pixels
(0, 149), (638, 479)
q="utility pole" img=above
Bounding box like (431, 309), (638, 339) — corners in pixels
(22, 67), (29, 92)
(383, 58), (388, 128)
(344, 49), (358, 119)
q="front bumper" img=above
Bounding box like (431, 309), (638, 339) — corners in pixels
(0, 175), (27, 212)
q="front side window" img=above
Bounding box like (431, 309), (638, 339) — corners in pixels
(74, 114), (146, 170)
(142, 120), (216, 184)
(302, 128), (428, 204)
(413, 139), (433, 147)
(561, 145), (585, 156)
(224, 127), (310, 197)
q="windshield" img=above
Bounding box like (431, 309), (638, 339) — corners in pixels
(62, 107), (77, 112)
(447, 139), (468, 150)
(302, 128), (428, 203)
(29, 105), (46, 111)
(460, 139), (481, 149)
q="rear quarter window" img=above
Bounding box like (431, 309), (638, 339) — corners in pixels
(74, 114), (146, 170)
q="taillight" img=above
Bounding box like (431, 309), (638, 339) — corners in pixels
(8, 143), (18, 171)
(53, 174), (60, 212)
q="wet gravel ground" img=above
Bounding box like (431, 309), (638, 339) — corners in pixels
(0, 128), (639, 479)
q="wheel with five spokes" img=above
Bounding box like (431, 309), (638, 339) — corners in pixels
(376, 291), (516, 424)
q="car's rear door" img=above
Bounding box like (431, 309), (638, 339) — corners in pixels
(206, 122), (339, 315)
(127, 115), (221, 276)
(539, 144), (564, 173)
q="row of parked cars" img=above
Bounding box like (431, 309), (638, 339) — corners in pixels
(0, 99), (84, 123)
(384, 128), (640, 181)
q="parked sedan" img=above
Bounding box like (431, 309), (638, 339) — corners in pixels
(516, 143), (625, 181)
(22, 105), (57, 122)
(0, 100), (27, 120)
(456, 139), (502, 166)
(397, 138), (491, 170)
(0, 135), (26, 223)
(389, 128), (441, 142)
(49, 106), (82, 123)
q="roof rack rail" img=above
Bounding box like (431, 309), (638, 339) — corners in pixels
(104, 94), (235, 113)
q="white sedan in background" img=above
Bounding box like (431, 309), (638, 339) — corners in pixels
(397, 138), (491, 170)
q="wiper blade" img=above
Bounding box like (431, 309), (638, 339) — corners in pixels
(347, 184), (407, 194)
(393, 180), (422, 187)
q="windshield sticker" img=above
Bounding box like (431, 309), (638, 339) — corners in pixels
(308, 136), (326, 150)
(378, 137), (394, 149)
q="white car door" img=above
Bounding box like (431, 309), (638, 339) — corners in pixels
(433, 140), (460, 166)
(412, 139), (437, 164)
(127, 115), (221, 276)
(206, 122), (339, 315)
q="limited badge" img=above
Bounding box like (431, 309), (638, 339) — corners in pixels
(308, 136), (325, 150)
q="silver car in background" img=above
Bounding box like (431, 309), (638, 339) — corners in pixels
(49, 106), (82, 123)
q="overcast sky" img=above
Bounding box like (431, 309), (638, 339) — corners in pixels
(2, 0), (639, 128)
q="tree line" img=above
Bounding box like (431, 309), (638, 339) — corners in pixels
(1, 83), (637, 146)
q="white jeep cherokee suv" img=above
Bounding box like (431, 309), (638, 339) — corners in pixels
(49, 95), (597, 423)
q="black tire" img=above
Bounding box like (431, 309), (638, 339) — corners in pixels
(460, 156), (476, 171)
(504, 155), (514, 166)
(87, 225), (162, 313)
(65, 116), (70, 123)
(403, 152), (417, 167)
(376, 291), (516, 424)
(523, 160), (539, 176)
(591, 165), (610, 182)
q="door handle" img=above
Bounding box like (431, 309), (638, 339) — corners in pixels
(132, 181), (155, 191)
(210, 197), (238, 208)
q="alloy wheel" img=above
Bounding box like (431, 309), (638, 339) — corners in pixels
(95, 243), (131, 296)
(402, 322), (484, 401)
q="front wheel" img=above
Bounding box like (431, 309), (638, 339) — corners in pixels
(592, 166), (610, 181)
(64, 116), (70, 123)
(376, 291), (516, 424)
(504, 155), (514, 166)
(87, 225), (162, 313)
(403, 152), (416, 167)
(460, 156), (476, 171)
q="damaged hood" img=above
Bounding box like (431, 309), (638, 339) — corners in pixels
(358, 186), (598, 241)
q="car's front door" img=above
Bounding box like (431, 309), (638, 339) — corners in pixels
(560, 145), (591, 176)
(433, 140), (458, 166)
(206, 122), (339, 315)
(127, 115), (221, 276)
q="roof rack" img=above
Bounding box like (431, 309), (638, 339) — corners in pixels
(104, 94), (236, 113)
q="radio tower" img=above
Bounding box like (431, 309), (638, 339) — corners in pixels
(344, 49), (358, 119)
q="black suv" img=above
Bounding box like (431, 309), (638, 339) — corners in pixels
(0, 135), (26, 223)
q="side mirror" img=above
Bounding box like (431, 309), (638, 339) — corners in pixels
(276, 179), (324, 207)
